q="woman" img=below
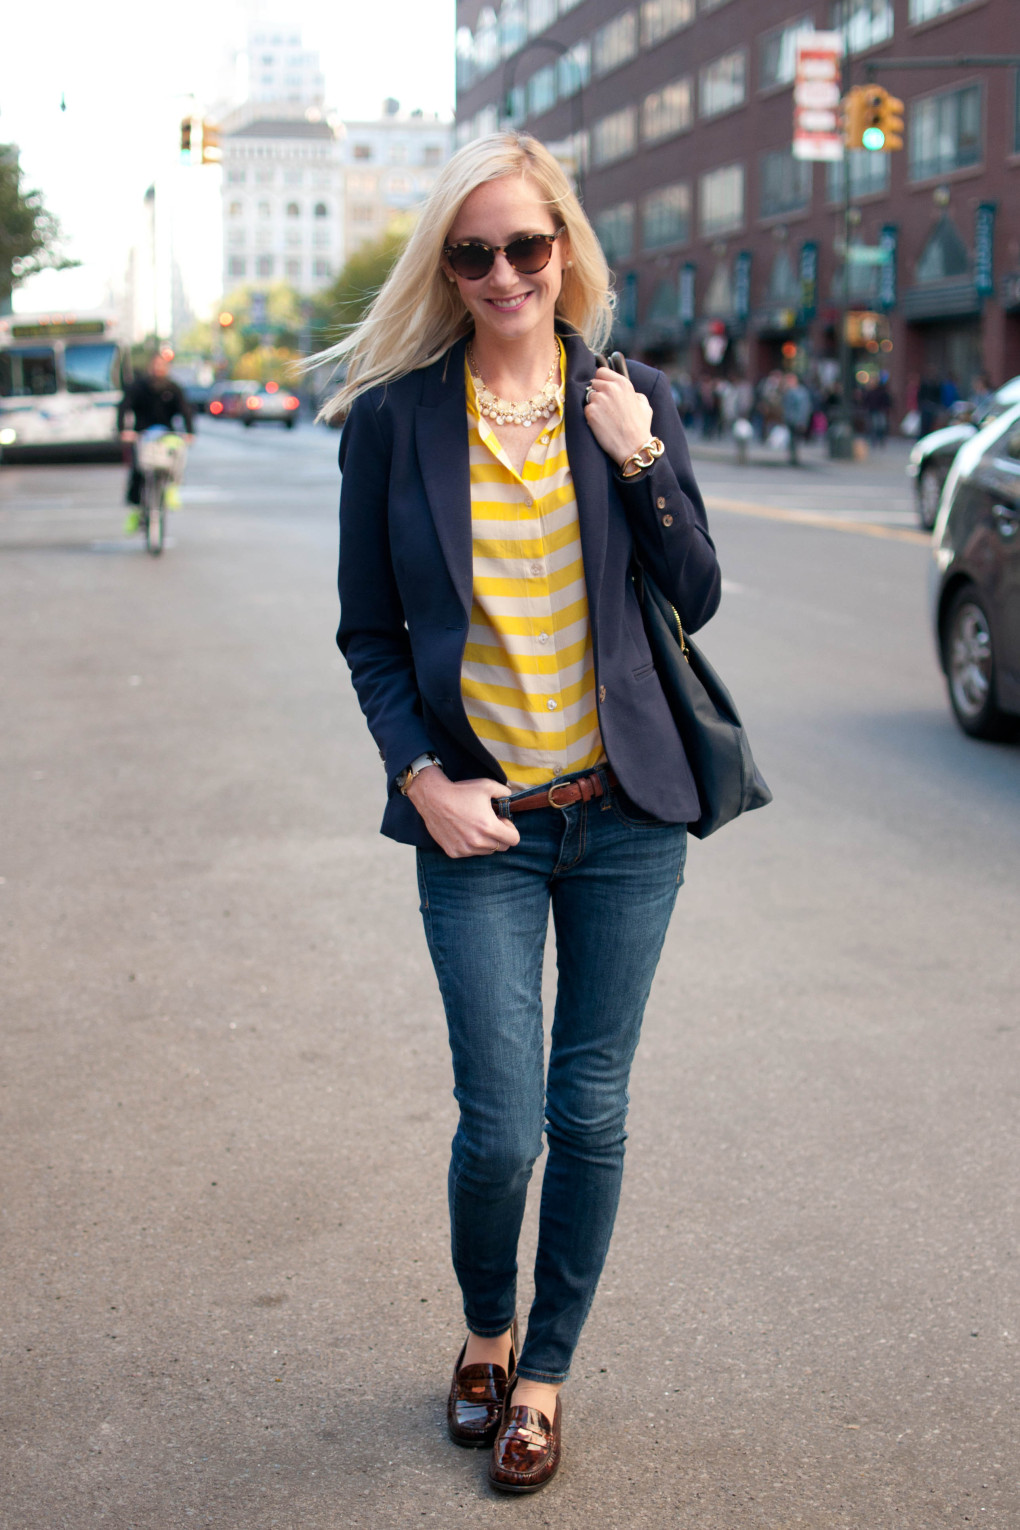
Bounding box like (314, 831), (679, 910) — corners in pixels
(328, 133), (720, 1494)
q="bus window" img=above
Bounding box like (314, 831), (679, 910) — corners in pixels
(0, 346), (58, 396)
(65, 342), (119, 393)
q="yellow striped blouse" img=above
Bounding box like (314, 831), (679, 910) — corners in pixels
(461, 342), (606, 789)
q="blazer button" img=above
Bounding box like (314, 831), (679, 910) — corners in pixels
(656, 496), (667, 510)
(662, 513), (674, 527)
(599, 684), (606, 703)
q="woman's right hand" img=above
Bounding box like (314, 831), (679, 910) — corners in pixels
(405, 770), (520, 858)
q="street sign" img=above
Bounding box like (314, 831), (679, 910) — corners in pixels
(847, 245), (891, 265)
(793, 32), (845, 162)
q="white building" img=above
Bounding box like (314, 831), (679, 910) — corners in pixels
(340, 105), (453, 263)
(221, 115), (343, 296)
(241, 24), (326, 109)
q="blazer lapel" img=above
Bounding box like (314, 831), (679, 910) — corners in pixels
(560, 329), (609, 631)
(415, 335), (473, 619)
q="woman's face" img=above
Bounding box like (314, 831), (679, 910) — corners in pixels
(443, 174), (569, 352)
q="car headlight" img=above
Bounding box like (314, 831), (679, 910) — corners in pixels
(0, 427), (17, 446)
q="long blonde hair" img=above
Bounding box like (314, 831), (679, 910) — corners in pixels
(315, 132), (614, 421)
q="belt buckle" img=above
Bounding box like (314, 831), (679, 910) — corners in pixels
(547, 780), (574, 809)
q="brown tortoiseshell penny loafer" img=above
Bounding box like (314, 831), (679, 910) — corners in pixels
(488, 1383), (562, 1494)
(446, 1319), (518, 1448)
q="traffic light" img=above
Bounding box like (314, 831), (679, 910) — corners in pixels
(841, 86), (868, 150)
(218, 312), (234, 329)
(201, 122), (222, 164)
(180, 117), (193, 160)
(875, 89), (904, 152)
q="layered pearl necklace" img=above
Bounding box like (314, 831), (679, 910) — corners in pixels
(467, 345), (561, 428)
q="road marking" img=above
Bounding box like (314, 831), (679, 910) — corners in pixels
(705, 495), (931, 546)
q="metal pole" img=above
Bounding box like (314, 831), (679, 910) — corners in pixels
(829, 48), (855, 459)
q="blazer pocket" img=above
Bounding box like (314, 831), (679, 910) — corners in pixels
(632, 661), (656, 682)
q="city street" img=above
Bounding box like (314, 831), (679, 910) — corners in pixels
(2, 420), (1018, 1529)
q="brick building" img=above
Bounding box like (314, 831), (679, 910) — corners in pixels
(454, 0), (1020, 406)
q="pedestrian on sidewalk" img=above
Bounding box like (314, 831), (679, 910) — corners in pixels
(320, 131), (720, 1495)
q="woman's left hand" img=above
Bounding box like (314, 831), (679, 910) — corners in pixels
(583, 366), (654, 469)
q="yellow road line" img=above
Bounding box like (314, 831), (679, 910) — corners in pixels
(705, 495), (931, 546)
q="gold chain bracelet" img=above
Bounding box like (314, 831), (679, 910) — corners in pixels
(619, 437), (665, 478)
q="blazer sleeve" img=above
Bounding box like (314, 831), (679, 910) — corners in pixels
(614, 370), (722, 634)
(337, 394), (436, 791)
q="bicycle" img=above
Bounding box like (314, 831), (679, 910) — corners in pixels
(135, 427), (187, 556)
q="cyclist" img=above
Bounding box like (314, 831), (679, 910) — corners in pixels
(118, 352), (194, 527)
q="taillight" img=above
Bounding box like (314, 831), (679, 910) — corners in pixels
(283, 396), (299, 410)
(246, 396), (261, 409)
(265, 381), (279, 393)
(209, 400), (223, 414)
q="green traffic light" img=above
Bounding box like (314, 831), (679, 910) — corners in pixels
(862, 126), (885, 151)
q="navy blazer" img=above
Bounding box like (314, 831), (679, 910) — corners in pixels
(337, 327), (721, 847)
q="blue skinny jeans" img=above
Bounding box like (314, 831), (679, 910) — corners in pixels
(416, 772), (687, 1383)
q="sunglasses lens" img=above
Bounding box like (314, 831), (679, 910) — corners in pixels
(506, 235), (554, 273)
(447, 243), (494, 279)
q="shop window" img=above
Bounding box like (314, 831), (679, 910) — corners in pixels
(592, 107), (638, 166)
(593, 11), (637, 78)
(643, 183), (691, 249)
(640, 0), (694, 48)
(909, 83), (982, 181)
(700, 50), (746, 118)
(767, 250), (801, 306)
(760, 148), (812, 217)
(642, 78), (693, 143)
(703, 259), (734, 318)
(699, 163), (744, 236)
(829, 0), (894, 55)
(759, 17), (814, 90)
(593, 202), (635, 264)
(910, 0), (969, 19)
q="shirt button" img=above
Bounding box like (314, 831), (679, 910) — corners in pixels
(529, 562), (543, 577)
(599, 685), (606, 703)
(539, 434), (550, 444)
(537, 631), (549, 644)
(656, 496), (667, 510)
(662, 513), (673, 527)
(546, 699), (558, 711)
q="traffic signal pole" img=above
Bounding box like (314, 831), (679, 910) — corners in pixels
(830, 55), (856, 460)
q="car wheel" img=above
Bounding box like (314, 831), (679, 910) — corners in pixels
(942, 585), (1013, 740)
(243, 417), (254, 428)
(917, 464), (944, 530)
(285, 419), (295, 430)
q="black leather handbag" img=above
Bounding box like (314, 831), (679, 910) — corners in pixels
(596, 351), (773, 838)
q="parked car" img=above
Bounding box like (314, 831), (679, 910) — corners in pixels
(239, 381), (301, 429)
(908, 376), (1020, 530)
(207, 381), (249, 419)
(182, 380), (213, 414)
(929, 401), (1020, 739)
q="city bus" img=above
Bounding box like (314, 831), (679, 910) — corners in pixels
(0, 311), (127, 460)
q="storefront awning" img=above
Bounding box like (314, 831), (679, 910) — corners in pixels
(901, 281), (981, 322)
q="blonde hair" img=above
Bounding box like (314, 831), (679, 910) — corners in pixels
(314, 132), (614, 421)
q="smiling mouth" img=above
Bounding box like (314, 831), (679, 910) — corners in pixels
(487, 294), (532, 311)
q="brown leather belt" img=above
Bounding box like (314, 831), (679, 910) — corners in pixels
(493, 768), (618, 818)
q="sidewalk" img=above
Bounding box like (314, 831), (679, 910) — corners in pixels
(687, 430), (914, 477)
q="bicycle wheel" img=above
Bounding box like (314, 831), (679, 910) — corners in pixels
(145, 473), (166, 556)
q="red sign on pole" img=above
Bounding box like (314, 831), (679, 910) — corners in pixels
(793, 32), (844, 162)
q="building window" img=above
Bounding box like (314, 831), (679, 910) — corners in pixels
(286, 201), (300, 217)
(528, 65), (557, 116)
(593, 11), (638, 77)
(909, 83), (982, 181)
(255, 169), (274, 184)
(474, 7), (499, 75)
(389, 142), (407, 164)
(1015, 68), (1020, 154)
(909, 0), (969, 19)
(699, 162), (744, 236)
(593, 202), (635, 263)
(227, 228), (245, 248)
(499, 0), (526, 55)
(313, 228), (331, 249)
(826, 149), (890, 200)
(759, 18), (814, 90)
(284, 169), (303, 186)
(592, 106), (638, 166)
(700, 51), (746, 118)
(829, 0), (894, 55)
(227, 169), (246, 184)
(389, 174), (411, 193)
(423, 144), (443, 165)
(642, 78), (693, 143)
(527, 0), (557, 37)
(640, 0), (694, 47)
(352, 204), (375, 223)
(558, 40), (591, 97)
(559, 0), (584, 12)
(456, 25), (476, 90)
(643, 182), (691, 249)
(285, 257), (302, 278)
(700, 0), (735, 10)
(353, 143), (372, 160)
(314, 201), (329, 218)
(228, 256), (246, 277)
(256, 255), (274, 277)
(229, 200), (243, 218)
(313, 259), (332, 278)
(258, 201), (271, 219)
(760, 148), (813, 216)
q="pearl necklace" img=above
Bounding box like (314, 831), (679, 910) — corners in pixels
(467, 346), (561, 428)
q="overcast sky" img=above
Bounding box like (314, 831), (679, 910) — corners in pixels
(1, 0), (455, 310)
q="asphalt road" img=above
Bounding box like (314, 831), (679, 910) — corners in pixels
(2, 419), (1018, 1529)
